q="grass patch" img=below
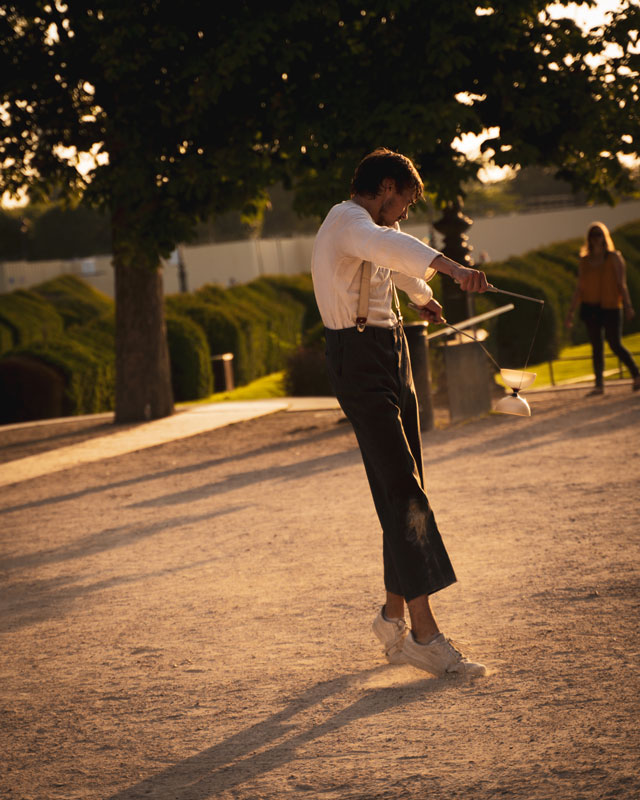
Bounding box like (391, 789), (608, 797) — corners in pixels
(178, 371), (286, 406)
(496, 332), (640, 388)
(179, 331), (640, 404)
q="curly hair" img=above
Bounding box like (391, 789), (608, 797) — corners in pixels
(350, 148), (424, 201)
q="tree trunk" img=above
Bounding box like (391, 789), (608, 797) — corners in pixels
(113, 244), (174, 423)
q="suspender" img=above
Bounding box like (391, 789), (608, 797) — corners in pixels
(355, 261), (403, 332)
(356, 261), (372, 332)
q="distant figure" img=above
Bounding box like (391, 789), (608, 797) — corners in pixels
(566, 221), (639, 395)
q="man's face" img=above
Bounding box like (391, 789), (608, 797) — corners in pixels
(377, 183), (416, 227)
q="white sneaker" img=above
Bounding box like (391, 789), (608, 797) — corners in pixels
(372, 607), (408, 664)
(403, 632), (487, 677)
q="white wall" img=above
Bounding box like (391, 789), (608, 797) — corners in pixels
(404, 200), (640, 264)
(2, 200), (640, 298)
(0, 254), (115, 295)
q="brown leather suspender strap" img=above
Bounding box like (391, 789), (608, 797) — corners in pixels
(356, 261), (403, 331)
(356, 260), (372, 332)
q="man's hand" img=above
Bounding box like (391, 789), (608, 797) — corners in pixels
(414, 298), (444, 324)
(452, 264), (489, 293)
(431, 255), (489, 293)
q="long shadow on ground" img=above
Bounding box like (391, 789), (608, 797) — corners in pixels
(0, 419), (354, 516)
(104, 667), (450, 800)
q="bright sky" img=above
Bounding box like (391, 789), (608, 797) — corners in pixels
(546, 0), (627, 28)
(466, 0), (631, 180)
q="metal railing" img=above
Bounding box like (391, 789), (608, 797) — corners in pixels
(426, 304), (515, 341)
(545, 352), (640, 386)
(424, 304), (638, 388)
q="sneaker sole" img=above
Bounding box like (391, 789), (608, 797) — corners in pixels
(403, 644), (487, 678)
(385, 649), (408, 665)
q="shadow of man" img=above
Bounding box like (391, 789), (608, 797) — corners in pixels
(105, 665), (450, 799)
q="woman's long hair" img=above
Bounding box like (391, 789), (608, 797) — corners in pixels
(580, 221), (616, 257)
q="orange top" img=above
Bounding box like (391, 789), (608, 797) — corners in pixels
(579, 252), (622, 309)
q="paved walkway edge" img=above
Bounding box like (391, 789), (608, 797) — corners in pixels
(0, 400), (295, 487)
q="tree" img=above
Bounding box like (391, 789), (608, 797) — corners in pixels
(1, 2), (285, 420)
(271, 1), (639, 212)
(1, 1), (637, 420)
(0, 208), (23, 260)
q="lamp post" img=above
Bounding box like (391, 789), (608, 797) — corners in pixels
(433, 198), (475, 324)
(19, 216), (31, 262)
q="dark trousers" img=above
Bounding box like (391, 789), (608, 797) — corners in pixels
(324, 325), (456, 601)
(580, 304), (639, 387)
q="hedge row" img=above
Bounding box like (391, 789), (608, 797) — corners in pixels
(164, 274), (316, 389)
(490, 220), (640, 363)
(0, 288), (64, 353)
(0, 272), (316, 421)
(2, 219), (639, 420)
(171, 275), (309, 385)
(399, 219), (640, 368)
(0, 336), (115, 422)
(165, 312), (213, 402)
(0, 275), (215, 420)
(285, 219), (640, 393)
(0, 277), (118, 422)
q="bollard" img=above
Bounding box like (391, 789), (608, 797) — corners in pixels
(211, 353), (235, 393)
(404, 322), (434, 431)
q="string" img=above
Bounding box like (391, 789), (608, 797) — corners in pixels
(441, 297), (545, 392)
(440, 323), (501, 371)
(521, 300), (545, 375)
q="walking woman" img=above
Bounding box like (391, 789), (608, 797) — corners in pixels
(566, 222), (640, 395)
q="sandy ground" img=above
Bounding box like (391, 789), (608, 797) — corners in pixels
(1, 385), (639, 800)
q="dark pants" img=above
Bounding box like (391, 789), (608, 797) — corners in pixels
(324, 325), (456, 601)
(580, 304), (639, 387)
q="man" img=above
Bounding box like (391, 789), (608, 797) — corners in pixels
(311, 147), (489, 677)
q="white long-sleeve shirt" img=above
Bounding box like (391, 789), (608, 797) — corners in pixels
(311, 200), (441, 330)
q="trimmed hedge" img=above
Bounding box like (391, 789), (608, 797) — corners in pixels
(479, 271), (557, 365)
(68, 312), (116, 357)
(165, 312), (213, 401)
(0, 285), (116, 421)
(610, 222), (640, 337)
(3, 217), (639, 419)
(172, 276), (308, 388)
(168, 290), (254, 386)
(0, 335), (115, 421)
(255, 274), (321, 331)
(0, 289), (64, 355)
(32, 274), (113, 329)
(67, 312), (117, 411)
(226, 280), (305, 375)
(465, 219), (640, 364)
(0, 355), (69, 423)
(284, 322), (333, 396)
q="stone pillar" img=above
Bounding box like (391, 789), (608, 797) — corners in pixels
(443, 338), (493, 422)
(404, 322), (434, 431)
(433, 198), (475, 324)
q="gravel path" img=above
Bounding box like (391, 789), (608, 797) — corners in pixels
(1, 385), (639, 800)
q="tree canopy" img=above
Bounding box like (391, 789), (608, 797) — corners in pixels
(271, 0), (639, 213)
(3, 2), (638, 232)
(1, 0), (638, 419)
